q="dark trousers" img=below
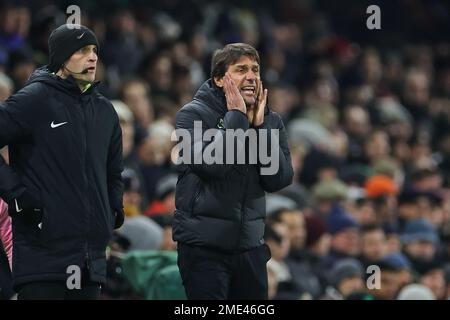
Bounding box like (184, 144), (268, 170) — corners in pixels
(17, 268), (101, 300)
(177, 243), (271, 300)
(0, 246), (14, 300)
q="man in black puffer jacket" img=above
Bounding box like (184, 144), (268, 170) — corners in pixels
(0, 24), (124, 299)
(173, 43), (293, 299)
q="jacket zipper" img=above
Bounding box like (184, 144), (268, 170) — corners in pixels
(235, 165), (250, 251)
(80, 98), (91, 270)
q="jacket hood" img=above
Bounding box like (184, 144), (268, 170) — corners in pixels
(26, 65), (98, 96)
(194, 78), (270, 115)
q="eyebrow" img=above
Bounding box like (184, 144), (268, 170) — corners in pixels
(234, 64), (260, 68)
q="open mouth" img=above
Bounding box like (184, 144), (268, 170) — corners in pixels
(86, 67), (96, 72)
(241, 86), (256, 95)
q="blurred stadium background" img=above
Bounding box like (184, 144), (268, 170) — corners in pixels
(1, 0), (450, 300)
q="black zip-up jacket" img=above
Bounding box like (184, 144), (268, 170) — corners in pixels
(0, 67), (124, 288)
(173, 79), (293, 252)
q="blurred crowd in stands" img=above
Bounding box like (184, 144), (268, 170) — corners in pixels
(1, 0), (450, 299)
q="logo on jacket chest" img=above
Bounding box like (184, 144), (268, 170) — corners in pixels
(50, 121), (68, 129)
(216, 118), (225, 129)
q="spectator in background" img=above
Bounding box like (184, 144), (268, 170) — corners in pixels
(112, 100), (135, 161)
(421, 192), (445, 229)
(268, 209), (307, 258)
(369, 260), (402, 300)
(102, 10), (143, 77)
(343, 105), (371, 164)
(397, 188), (426, 231)
(325, 204), (361, 268)
(102, 232), (137, 300)
(401, 219), (440, 273)
(0, 5), (31, 51)
(409, 167), (443, 192)
(150, 214), (177, 251)
(363, 130), (391, 167)
(112, 99), (149, 208)
(359, 224), (387, 268)
(0, 0), (449, 301)
(0, 72), (13, 101)
(380, 252), (413, 289)
(299, 147), (341, 189)
(441, 226), (450, 264)
(418, 262), (446, 300)
(383, 223), (403, 255)
(321, 258), (365, 300)
(364, 174), (399, 227)
(348, 197), (377, 226)
(268, 83), (300, 123)
(312, 179), (348, 218)
(145, 53), (174, 98)
(7, 49), (35, 90)
(144, 174), (177, 217)
(139, 120), (175, 201)
(121, 168), (143, 218)
(268, 208), (322, 299)
(401, 68), (431, 126)
(397, 283), (436, 300)
(445, 265), (450, 300)
(267, 263), (279, 300)
(116, 216), (164, 252)
(303, 214), (330, 290)
(304, 214), (331, 262)
(119, 78), (154, 130)
(264, 222), (301, 299)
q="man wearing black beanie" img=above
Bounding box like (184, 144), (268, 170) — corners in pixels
(0, 24), (124, 299)
(48, 24), (99, 90)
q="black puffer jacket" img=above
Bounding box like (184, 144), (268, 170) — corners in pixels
(0, 67), (124, 288)
(173, 79), (293, 252)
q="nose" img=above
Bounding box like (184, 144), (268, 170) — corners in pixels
(88, 50), (98, 62)
(245, 70), (256, 82)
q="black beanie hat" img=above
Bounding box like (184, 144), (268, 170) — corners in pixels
(48, 24), (99, 72)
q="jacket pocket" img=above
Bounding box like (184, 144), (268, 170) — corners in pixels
(176, 171), (203, 213)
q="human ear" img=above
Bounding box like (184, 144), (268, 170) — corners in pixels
(214, 76), (224, 88)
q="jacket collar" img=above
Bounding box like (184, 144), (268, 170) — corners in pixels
(193, 79), (271, 116)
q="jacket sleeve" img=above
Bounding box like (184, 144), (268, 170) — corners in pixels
(256, 112), (294, 193)
(0, 86), (37, 203)
(107, 112), (124, 229)
(175, 107), (249, 179)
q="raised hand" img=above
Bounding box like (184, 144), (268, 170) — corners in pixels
(223, 73), (246, 114)
(252, 80), (267, 127)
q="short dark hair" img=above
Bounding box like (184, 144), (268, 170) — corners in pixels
(264, 224), (283, 244)
(360, 224), (384, 236)
(267, 208), (301, 224)
(210, 43), (260, 87)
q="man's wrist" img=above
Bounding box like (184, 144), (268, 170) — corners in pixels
(225, 109), (250, 130)
(254, 120), (267, 129)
